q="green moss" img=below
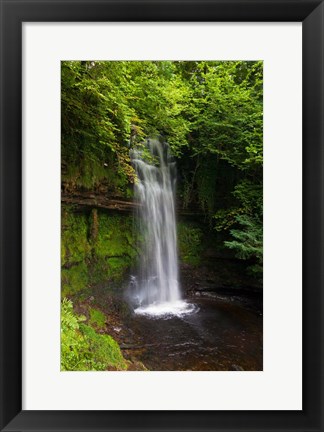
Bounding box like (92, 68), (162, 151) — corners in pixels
(62, 156), (128, 194)
(62, 207), (138, 291)
(88, 257), (109, 285)
(177, 222), (203, 266)
(61, 298), (128, 371)
(89, 308), (106, 330)
(77, 158), (110, 190)
(94, 214), (136, 257)
(61, 209), (91, 267)
(62, 262), (89, 297)
(80, 324), (128, 370)
(107, 256), (133, 280)
(92, 214), (138, 280)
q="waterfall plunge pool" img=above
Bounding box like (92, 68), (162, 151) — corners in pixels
(134, 299), (198, 319)
(120, 296), (263, 371)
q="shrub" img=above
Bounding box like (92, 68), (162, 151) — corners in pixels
(61, 298), (127, 371)
(61, 298), (92, 371)
(224, 214), (262, 276)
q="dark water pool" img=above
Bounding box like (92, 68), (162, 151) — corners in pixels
(122, 297), (263, 371)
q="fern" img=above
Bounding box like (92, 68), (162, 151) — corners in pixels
(224, 214), (262, 275)
(61, 298), (127, 371)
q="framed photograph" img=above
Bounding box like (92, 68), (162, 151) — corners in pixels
(0, 0), (323, 431)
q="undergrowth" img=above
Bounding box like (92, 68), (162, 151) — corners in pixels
(61, 298), (127, 371)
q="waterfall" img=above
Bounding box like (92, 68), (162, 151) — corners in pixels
(130, 138), (195, 317)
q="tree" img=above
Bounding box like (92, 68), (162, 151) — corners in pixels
(61, 60), (263, 277)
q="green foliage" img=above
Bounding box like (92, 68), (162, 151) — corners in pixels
(181, 61), (262, 204)
(177, 61), (263, 269)
(224, 214), (263, 276)
(174, 62), (263, 274)
(127, 61), (192, 156)
(79, 324), (127, 370)
(233, 180), (263, 214)
(213, 180), (262, 232)
(88, 308), (106, 330)
(214, 208), (245, 232)
(221, 179), (263, 269)
(61, 298), (127, 371)
(61, 61), (193, 193)
(61, 60), (263, 280)
(177, 222), (203, 266)
(61, 297), (94, 371)
(61, 61), (136, 194)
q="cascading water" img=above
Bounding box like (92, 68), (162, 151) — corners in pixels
(130, 138), (195, 317)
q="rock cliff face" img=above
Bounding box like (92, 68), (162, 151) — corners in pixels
(61, 206), (139, 297)
(62, 191), (138, 213)
(61, 199), (261, 300)
(61, 190), (203, 216)
(61, 201), (208, 298)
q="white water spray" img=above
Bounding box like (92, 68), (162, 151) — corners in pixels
(130, 138), (195, 317)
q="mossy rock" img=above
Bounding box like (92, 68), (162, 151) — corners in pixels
(61, 209), (91, 267)
(88, 257), (110, 285)
(62, 262), (89, 297)
(62, 207), (139, 290)
(107, 256), (133, 280)
(93, 214), (137, 259)
(91, 213), (138, 281)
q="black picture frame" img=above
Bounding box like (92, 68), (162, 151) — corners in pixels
(0, 0), (323, 431)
